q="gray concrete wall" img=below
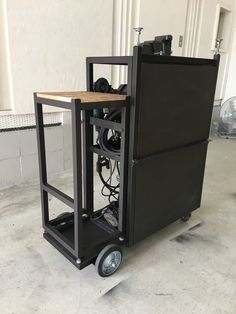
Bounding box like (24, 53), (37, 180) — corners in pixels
(0, 124), (73, 190)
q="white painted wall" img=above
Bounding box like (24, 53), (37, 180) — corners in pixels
(197, 0), (234, 57)
(2, 0), (235, 114)
(111, 0), (189, 86)
(0, 0), (114, 189)
(224, 9), (236, 100)
(0, 0), (13, 111)
(3, 0), (113, 114)
(111, 0), (140, 86)
(139, 0), (189, 56)
(134, 0), (235, 99)
(195, 0), (235, 100)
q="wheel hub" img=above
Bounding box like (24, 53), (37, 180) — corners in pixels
(102, 251), (122, 275)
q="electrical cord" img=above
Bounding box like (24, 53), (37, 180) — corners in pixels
(101, 160), (119, 202)
(97, 156), (120, 202)
(98, 158), (119, 190)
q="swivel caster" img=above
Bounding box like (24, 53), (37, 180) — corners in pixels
(95, 244), (123, 277)
(181, 213), (191, 222)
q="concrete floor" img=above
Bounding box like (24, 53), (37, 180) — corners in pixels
(0, 137), (236, 314)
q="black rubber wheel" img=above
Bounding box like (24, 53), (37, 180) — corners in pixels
(95, 244), (123, 277)
(181, 213), (192, 222)
(57, 212), (71, 219)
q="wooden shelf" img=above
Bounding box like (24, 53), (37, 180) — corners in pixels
(37, 91), (127, 103)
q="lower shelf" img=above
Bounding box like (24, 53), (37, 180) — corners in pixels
(51, 215), (120, 252)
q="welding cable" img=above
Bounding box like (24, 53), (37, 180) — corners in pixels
(99, 110), (121, 154)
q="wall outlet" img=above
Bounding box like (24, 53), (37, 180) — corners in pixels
(179, 35), (183, 47)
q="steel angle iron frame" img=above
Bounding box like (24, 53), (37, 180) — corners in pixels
(34, 92), (130, 269)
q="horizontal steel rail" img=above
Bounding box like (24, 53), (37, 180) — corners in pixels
(90, 145), (121, 161)
(90, 117), (123, 131)
(43, 183), (74, 209)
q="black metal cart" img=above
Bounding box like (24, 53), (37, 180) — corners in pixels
(34, 45), (219, 277)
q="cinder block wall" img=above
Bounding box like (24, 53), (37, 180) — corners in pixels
(0, 125), (72, 190)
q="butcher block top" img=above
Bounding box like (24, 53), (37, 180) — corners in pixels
(36, 91), (127, 103)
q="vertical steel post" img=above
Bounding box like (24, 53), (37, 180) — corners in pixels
(86, 60), (94, 91)
(118, 98), (130, 232)
(126, 46), (142, 244)
(71, 99), (83, 258)
(82, 110), (94, 214)
(34, 94), (49, 227)
(84, 59), (95, 213)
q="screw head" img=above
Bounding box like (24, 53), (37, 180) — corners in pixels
(133, 27), (143, 34)
(76, 258), (81, 264)
(119, 236), (125, 242)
